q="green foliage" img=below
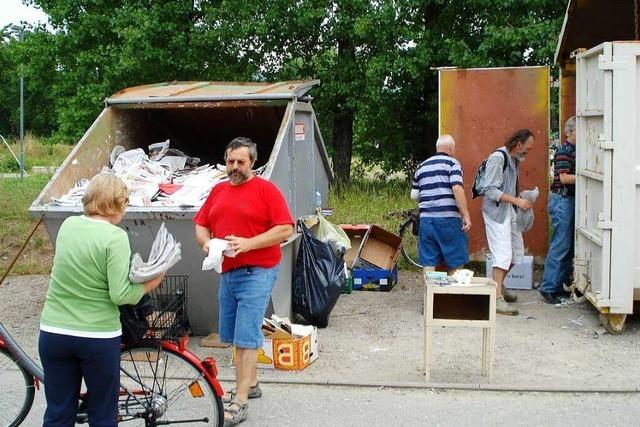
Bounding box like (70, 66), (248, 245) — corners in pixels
(1, 0), (566, 178)
(0, 135), (72, 172)
(0, 27), (59, 138)
(0, 156), (20, 173)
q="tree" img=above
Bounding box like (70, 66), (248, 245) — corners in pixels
(30, 0), (234, 142)
(9, 0), (566, 181)
(0, 26), (59, 138)
(356, 0), (567, 175)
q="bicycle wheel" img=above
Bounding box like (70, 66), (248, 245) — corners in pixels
(0, 347), (36, 427)
(399, 217), (423, 269)
(119, 344), (223, 426)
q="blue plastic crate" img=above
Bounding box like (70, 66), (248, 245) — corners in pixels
(352, 265), (398, 291)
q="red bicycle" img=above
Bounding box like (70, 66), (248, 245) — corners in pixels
(0, 275), (224, 426)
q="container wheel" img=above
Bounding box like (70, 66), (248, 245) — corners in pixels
(599, 313), (627, 334)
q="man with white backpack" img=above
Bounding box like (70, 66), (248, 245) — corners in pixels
(476, 129), (535, 315)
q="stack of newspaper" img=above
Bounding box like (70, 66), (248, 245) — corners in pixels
(129, 223), (182, 282)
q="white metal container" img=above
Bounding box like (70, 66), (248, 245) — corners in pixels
(575, 42), (640, 331)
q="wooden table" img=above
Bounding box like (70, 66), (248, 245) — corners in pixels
(423, 278), (496, 382)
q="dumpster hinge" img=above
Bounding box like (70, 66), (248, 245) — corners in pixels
(598, 55), (627, 71)
(596, 213), (613, 230)
(598, 134), (614, 150)
(595, 299), (626, 308)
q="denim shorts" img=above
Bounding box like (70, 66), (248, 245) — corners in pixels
(218, 265), (280, 349)
(418, 216), (469, 269)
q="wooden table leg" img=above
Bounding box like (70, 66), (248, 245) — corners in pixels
(488, 326), (495, 381)
(482, 328), (488, 376)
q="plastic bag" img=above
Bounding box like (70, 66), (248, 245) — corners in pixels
(516, 187), (539, 233)
(314, 211), (351, 255)
(293, 221), (345, 328)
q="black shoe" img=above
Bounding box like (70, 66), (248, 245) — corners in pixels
(503, 288), (518, 303)
(540, 291), (561, 305)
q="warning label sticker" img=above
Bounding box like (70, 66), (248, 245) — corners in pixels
(295, 123), (305, 141)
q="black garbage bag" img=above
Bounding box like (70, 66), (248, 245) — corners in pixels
(293, 221), (345, 328)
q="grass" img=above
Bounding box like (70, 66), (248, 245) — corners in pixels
(328, 179), (420, 270)
(0, 133), (72, 173)
(0, 174), (56, 276)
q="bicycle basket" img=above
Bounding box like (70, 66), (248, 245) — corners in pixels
(146, 275), (190, 341)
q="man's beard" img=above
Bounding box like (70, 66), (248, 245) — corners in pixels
(516, 153), (527, 162)
(228, 169), (251, 184)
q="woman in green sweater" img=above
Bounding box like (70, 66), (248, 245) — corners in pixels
(39, 173), (164, 427)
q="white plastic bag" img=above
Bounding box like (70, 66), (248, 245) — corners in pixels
(314, 212), (351, 254)
(516, 187), (539, 233)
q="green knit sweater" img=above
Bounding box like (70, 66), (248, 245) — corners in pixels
(40, 215), (145, 334)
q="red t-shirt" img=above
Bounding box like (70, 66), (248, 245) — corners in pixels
(193, 177), (294, 273)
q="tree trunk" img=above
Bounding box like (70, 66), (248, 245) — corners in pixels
(332, 108), (354, 184)
(419, 2), (444, 159)
(331, 28), (356, 184)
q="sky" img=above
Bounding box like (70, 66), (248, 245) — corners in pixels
(1, 0), (50, 30)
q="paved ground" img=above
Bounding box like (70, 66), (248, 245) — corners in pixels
(20, 382), (640, 426)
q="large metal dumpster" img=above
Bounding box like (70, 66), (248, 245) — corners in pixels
(29, 80), (333, 335)
(574, 43), (640, 332)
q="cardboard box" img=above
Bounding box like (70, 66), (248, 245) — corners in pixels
(259, 327), (318, 370)
(234, 318), (319, 371)
(353, 225), (402, 270)
(352, 265), (398, 291)
(485, 255), (534, 289)
(339, 224), (370, 269)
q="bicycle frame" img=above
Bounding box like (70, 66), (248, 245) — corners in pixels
(0, 321), (43, 383)
(1, 322), (223, 400)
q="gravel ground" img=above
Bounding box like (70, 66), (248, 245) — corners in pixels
(1, 273), (639, 391)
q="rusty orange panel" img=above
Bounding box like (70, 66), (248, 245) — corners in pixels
(439, 66), (550, 259)
(560, 63), (576, 129)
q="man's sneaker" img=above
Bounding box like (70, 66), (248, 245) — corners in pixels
(496, 297), (519, 316)
(539, 291), (561, 305)
(502, 288), (518, 303)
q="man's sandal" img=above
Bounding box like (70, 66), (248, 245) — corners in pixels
(222, 383), (262, 404)
(223, 399), (248, 427)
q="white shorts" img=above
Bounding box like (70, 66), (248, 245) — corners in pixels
(483, 208), (524, 270)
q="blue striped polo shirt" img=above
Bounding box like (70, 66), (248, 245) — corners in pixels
(412, 153), (463, 218)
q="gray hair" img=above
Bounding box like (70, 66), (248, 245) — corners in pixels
(564, 116), (576, 136)
(225, 137), (257, 162)
(435, 134), (455, 150)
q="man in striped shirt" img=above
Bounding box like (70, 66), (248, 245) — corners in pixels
(411, 135), (471, 273)
(539, 117), (576, 304)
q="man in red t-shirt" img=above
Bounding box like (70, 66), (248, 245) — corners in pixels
(194, 137), (293, 426)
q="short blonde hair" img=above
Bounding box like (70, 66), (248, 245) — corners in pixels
(82, 173), (129, 217)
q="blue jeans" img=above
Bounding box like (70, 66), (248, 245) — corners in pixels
(418, 216), (469, 269)
(219, 265), (280, 349)
(39, 331), (121, 427)
(540, 193), (575, 293)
